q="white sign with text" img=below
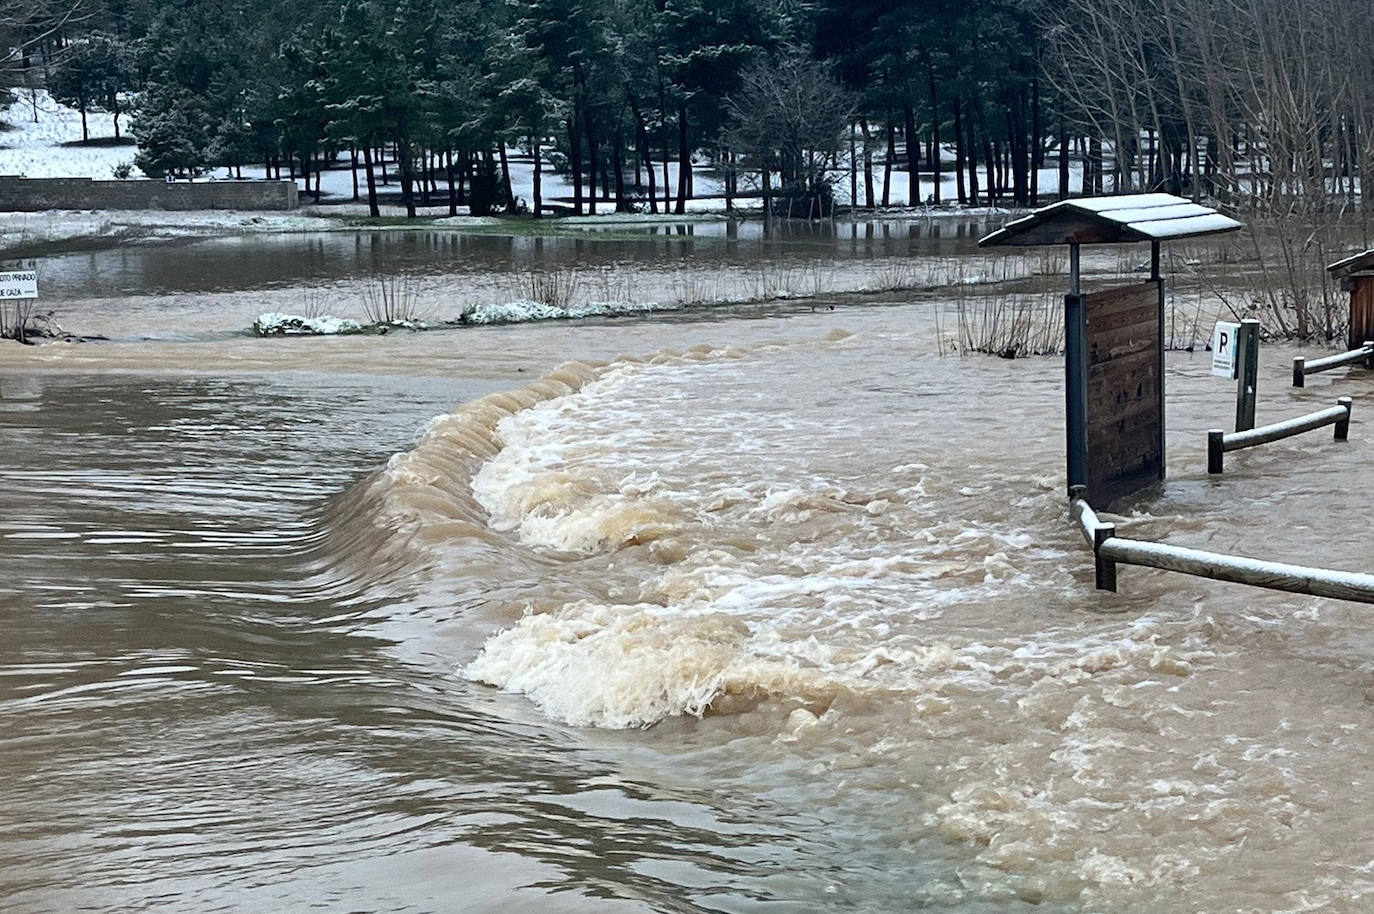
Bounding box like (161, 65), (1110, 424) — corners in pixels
(0, 271), (38, 300)
(1211, 321), (1239, 378)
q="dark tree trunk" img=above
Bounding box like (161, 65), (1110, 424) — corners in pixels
(762, 166), (772, 229)
(1007, 101), (1028, 206)
(532, 133), (542, 217)
(953, 99), (966, 204)
(675, 104), (688, 214)
(964, 101), (979, 205)
(397, 135), (416, 218)
(927, 68), (941, 205)
(725, 149), (736, 211)
(630, 98), (657, 214)
(975, 98), (995, 202)
(613, 120), (629, 212)
(581, 87), (598, 214)
(362, 142), (379, 217)
(1030, 77), (1042, 202)
(1058, 116), (1070, 200)
(660, 95), (672, 212)
(419, 147), (431, 206)
(1088, 135), (1103, 194)
(859, 117), (875, 208)
(447, 148), (457, 216)
(1204, 132), (1218, 198)
(849, 122), (858, 210)
(569, 113), (584, 215)
(498, 144), (515, 212)
(903, 102), (919, 205)
(882, 118), (894, 207)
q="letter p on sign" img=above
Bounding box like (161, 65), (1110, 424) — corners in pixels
(1211, 321), (1239, 378)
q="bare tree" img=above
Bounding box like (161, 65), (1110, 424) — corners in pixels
(1038, 0), (1365, 340)
(0, 0), (95, 99)
(724, 50), (856, 220)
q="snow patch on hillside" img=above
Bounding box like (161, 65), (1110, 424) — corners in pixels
(1, 89), (140, 179)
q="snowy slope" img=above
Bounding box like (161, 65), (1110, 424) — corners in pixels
(0, 89), (140, 179)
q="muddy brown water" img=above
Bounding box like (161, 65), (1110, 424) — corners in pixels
(3, 219), (1374, 913)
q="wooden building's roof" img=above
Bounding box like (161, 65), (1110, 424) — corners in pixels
(1327, 249), (1374, 278)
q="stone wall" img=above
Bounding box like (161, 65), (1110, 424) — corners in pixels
(0, 176), (299, 212)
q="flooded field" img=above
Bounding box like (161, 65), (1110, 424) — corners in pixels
(3, 217), (1373, 913)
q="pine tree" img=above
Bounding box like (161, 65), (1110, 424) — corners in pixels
(50, 32), (134, 143)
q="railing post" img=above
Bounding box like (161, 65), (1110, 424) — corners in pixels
(1094, 523), (1118, 592)
(1207, 429), (1225, 474)
(1293, 356), (1305, 388)
(1336, 396), (1353, 440)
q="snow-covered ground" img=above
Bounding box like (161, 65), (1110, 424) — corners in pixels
(0, 89), (138, 179)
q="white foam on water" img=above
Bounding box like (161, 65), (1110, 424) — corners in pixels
(458, 340), (1087, 732)
(464, 601), (840, 729)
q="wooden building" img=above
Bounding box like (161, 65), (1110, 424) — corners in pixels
(1326, 250), (1374, 352)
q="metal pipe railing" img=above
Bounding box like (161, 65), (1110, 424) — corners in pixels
(1207, 397), (1352, 473)
(1292, 341), (1374, 387)
(1099, 538), (1374, 604)
(1068, 490), (1374, 604)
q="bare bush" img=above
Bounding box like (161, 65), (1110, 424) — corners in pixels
(1, 296), (37, 343)
(954, 291), (1064, 358)
(870, 260), (917, 291)
(510, 269), (580, 308)
(360, 274), (423, 324)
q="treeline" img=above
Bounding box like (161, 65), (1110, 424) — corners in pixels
(10, 0), (1374, 223)
(8, 0), (1056, 218)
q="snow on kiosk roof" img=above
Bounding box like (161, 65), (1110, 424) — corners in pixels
(978, 193), (1242, 247)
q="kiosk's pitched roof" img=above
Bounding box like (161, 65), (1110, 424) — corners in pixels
(978, 194), (1242, 247)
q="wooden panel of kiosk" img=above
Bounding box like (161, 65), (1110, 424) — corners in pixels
(1084, 280), (1163, 507)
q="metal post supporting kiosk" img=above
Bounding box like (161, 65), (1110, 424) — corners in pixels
(1064, 242), (1087, 489)
(1234, 318), (1260, 432)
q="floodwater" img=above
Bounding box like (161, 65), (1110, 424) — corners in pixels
(3, 219), (1374, 913)
(24, 216), (1020, 340)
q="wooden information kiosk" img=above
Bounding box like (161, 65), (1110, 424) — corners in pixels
(979, 194), (1242, 507)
